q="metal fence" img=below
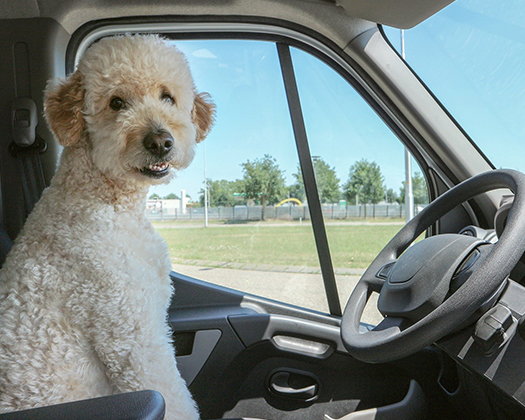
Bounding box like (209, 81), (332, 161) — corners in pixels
(146, 203), (416, 222)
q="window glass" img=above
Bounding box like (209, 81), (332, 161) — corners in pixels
(290, 47), (429, 323)
(384, 0), (525, 171)
(149, 40), (328, 313)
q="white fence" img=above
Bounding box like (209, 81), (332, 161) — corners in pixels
(146, 203), (418, 222)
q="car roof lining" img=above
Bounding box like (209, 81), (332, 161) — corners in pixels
(0, 0), (454, 33)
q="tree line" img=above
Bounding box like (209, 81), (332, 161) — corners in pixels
(189, 154), (428, 209)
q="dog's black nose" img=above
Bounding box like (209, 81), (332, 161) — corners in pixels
(143, 131), (174, 158)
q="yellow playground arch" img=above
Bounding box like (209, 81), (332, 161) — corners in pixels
(276, 198), (303, 207)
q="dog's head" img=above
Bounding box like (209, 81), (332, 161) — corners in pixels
(44, 35), (215, 185)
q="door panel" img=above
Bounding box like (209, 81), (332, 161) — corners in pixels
(170, 272), (416, 420)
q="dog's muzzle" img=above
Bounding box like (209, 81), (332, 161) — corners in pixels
(139, 129), (173, 179)
(143, 130), (174, 158)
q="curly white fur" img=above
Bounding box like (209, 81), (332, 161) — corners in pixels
(0, 35), (214, 419)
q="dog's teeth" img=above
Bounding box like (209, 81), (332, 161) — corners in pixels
(148, 163), (168, 172)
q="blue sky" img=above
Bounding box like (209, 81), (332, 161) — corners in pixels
(385, 0), (525, 173)
(151, 0), (525, 201)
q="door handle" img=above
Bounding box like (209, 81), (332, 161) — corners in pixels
(269, 371), (318, 401)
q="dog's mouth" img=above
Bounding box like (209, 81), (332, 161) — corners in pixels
(139, 162), (170, 178)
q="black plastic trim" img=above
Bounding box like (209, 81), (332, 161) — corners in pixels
(0, 390), (165, 420)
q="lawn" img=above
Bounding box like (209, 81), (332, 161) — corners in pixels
(154, 221), (405, 269)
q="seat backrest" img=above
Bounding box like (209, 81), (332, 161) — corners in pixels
(0, 227), (13, 268)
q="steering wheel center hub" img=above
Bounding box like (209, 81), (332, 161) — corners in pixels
(378, 234), (486, 322)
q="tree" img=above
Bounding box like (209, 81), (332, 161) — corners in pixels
(164, 193), (179, 200)
(343, 159), (385, 207)
(240, 154), (286, 220)
(398, 172), (429, 205)
(288, 182), (306, 203)
(413, 172), (429, 205)
(148, 193), (161, 200)
(199, 179), (240, 207)
(290, 158), (340, 204)
(386, 188), (398, 204)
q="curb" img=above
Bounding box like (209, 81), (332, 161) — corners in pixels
(171, 258), (365, 276)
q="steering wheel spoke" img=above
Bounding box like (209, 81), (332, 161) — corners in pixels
(375, 261), (397, 280)
(361, 273), (386, 294)
(372, 316), (411, 333)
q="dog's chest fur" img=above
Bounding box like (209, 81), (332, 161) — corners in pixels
(0, 177), (176, 409)
(110, 210), (174, 305)
(2, 177), (174, 325)
(39, 145), (174, 306)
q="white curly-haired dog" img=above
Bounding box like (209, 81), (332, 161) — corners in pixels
(0, 35), (214, 419)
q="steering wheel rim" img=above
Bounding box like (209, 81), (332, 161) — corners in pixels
(341, 169), (525, 363)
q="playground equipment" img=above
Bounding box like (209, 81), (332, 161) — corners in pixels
(275, 198), (303, 207)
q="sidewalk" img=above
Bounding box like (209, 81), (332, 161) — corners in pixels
(171, 262), (382, 324)
(171, 257), (366, 276)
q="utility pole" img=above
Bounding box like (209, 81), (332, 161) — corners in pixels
(401, 29), (414, 223)
(204, 141), (208, 227)
(311, 155), (320, 176)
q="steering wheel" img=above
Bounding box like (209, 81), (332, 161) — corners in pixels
(341, 169), (525, 363)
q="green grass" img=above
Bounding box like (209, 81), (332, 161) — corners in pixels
(154, 221), (404, 269)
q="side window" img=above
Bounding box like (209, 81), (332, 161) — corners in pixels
(148, 39), (429, 316)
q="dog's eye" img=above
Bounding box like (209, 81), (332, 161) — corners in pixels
(161, 92), (175, 106)
(109, 97), (126, 111)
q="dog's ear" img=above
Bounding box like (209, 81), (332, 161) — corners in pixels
(192, 92), (215, 143)
(44, 71), (85, 147)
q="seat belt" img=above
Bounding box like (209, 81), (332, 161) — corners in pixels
(9, 97), (47, 219)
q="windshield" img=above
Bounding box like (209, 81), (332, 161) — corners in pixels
(385, 0), (525, 173)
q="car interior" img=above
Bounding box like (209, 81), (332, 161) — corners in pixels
(1, 0), (525, 419)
